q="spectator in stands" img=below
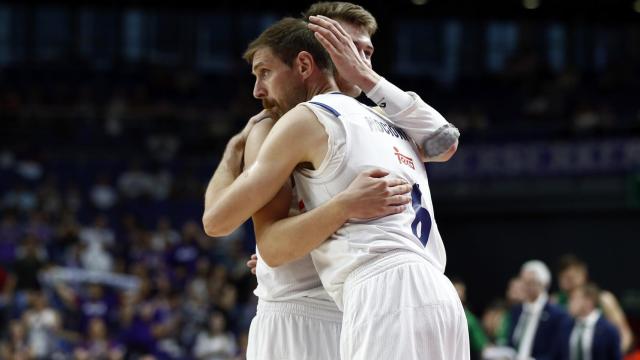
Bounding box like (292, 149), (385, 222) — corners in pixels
(166, 221), (204, 275)
(56, 283), (115, 333)
(452, 277), (488, 359)
(566, 283), (622, 360)
(151, 216), (180, 252)
(79, 215), (115, 273)
(122, 302), (160, 358)
(38, 177), (62, 216)
(482, 276), (528, 347)
(13, 234), (48, 299)
(49, 212), (80, 265)
(62, 183), (83, 214)
(2, 184), (38, 213)
(90, 174), (118, 211)
(22, 291), (61, 358)
(508, 260), (571, 359)
(73, 317), (124, 360)
(193, 311), (237, 360)
(25, 211), (54, 245)
(0, 320), (32, 359)
(0, 210), (20, 265)
(0, 264), (15, 337)
(117, 161), (154, 199)
(553, 254), (634, 353)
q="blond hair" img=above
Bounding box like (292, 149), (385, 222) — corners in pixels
(303, 2), (378, 36)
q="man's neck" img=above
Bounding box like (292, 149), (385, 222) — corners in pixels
(305, 76), (340, 100)
(579, 308), (600, 324)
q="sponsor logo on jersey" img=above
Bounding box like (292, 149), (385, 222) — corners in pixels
(393, 147), (415, 169)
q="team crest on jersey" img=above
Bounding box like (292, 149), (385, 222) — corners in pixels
(393, 147), (415, 169)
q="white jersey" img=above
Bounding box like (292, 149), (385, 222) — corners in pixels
(293, 93), (447, 310)
(253, 187), (333, 303)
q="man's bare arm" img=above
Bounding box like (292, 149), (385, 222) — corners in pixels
(203, 105), (328, 237)
(202, 110), (269, 236)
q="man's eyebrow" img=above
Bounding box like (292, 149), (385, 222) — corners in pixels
(252, 61), (265, 74)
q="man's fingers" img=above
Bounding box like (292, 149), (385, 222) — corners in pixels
(385, 195), (411, 206)
(250, 254), (258, 260)
(384, 205), (407, 215)
(385, 178), (410, 188)
(388, 183), (412, 196)
(310, 23), (343, 50)
(316, 15), (352, 40)
(310, 15), (351, 43)
(364, 168), (390, 178)
(313, 32), (340, 58)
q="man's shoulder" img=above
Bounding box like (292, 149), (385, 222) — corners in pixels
(544, 300), (566, 313)
(596, 315), (619, 335)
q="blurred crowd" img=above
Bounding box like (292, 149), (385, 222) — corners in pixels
(0, 151), (258, 359)
(455, 255), (639, 359)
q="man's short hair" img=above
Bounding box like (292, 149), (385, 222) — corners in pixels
(303, 2), (378, 36)
(557, 254), (587, 274)
(522, 260), (551, 289)
(243, 17), (333, 74)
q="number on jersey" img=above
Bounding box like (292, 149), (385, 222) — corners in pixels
(411, 184), (432, 246)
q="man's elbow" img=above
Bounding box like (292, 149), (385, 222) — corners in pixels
(256, 241), (293, 268)
(438, 140), (458, 162)
(424, 140), (458, 163)
(202, 211), (234, 237)
(260, 253), (285, 268)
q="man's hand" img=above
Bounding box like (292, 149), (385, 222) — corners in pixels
(308, 15), (380, 93)
(231, 109), (273, 148)
(247, 253), (258, 275)
(335, 168), (412, 220)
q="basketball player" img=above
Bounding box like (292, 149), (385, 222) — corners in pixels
(203, 16), (469, 360)
(207, 5), (416, 358)
(226, 111), (412, 360)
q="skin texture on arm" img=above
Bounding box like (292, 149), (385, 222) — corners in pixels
(600, 290), (634, 352)
(202, 110), (268, 236)
(245, 112), (411, 267)
(202, 105), (328, 237)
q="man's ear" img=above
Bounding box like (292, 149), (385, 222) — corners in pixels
(295, 51), (315, 80)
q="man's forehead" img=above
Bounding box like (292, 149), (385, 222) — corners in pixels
(338, 21), (373, 48)
(252, 47), (280, 69)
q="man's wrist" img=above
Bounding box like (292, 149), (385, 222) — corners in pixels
(357, 68), (382, 94)
(332, 191), (353, 222)
(364, 77), (414, 116)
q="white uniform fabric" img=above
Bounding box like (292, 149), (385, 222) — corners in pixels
(292, 92), (468, 359)
(246, 298), (342, 360)
(249, 189), (341, 359)
(293, 92), (447, 309)
(253, 189), (332, 302)
(341, 251), (469, 360)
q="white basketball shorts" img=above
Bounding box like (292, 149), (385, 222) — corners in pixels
(246, 298), (342, 360)
(340, 250), (470, 360)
